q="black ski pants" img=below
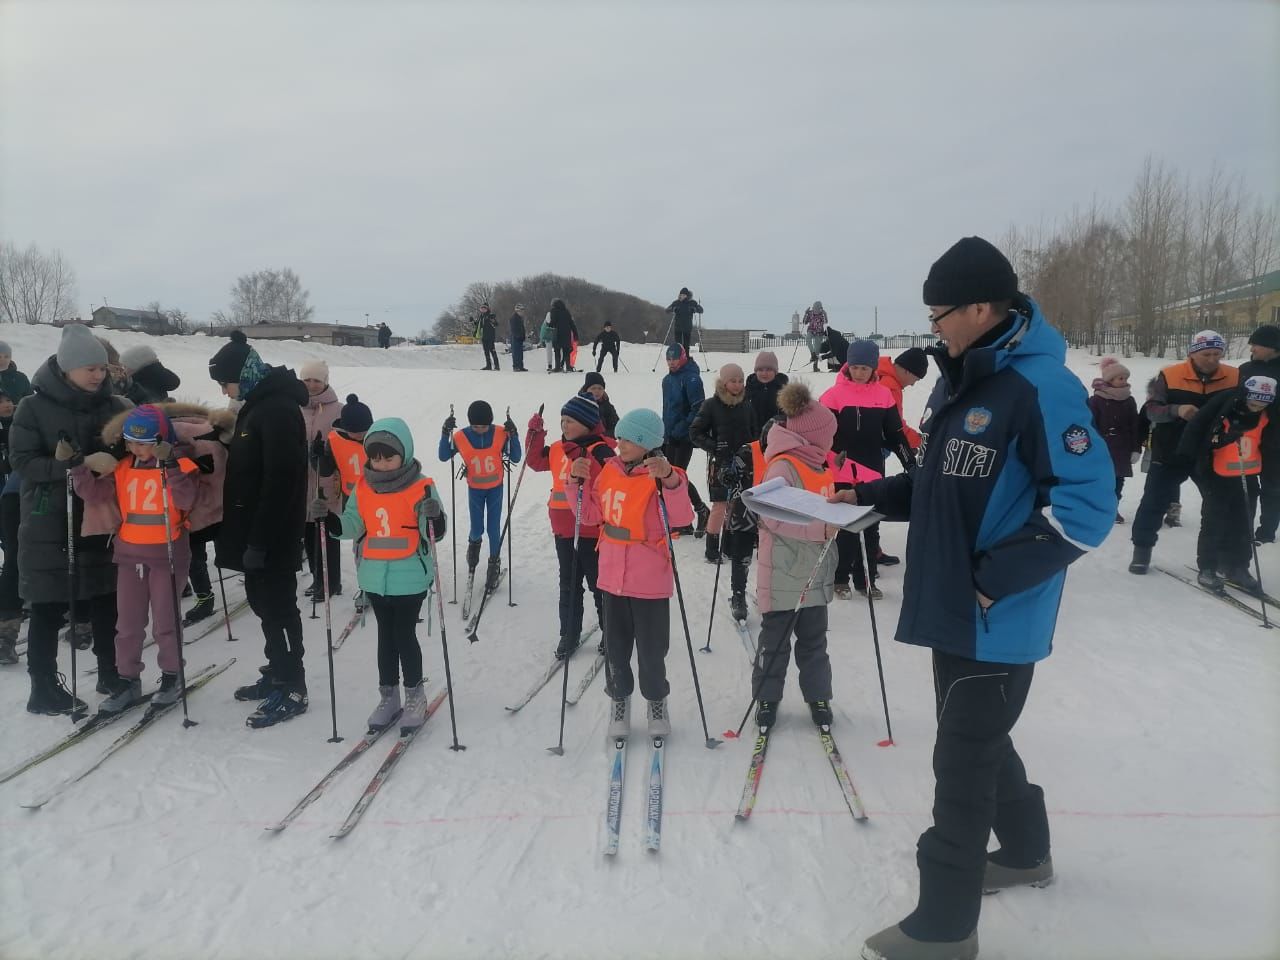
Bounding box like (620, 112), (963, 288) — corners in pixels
(0, 492), (21, 618)
(481, 338), (500, 370)
(1198, 471), (1252, 574)
(368, 591), (427, 688)
(595, 348), (619, 373)
(1247, 468), (1280, 539)
(556, 534), (603, 643)
(26, 593), (117, 679)
(305, 517), (342, 593)
(186, 526), (217, 599)
(901, 651), (1048, 942)
(244, 568), (305, 687)
(601, 593), (669, 701)
(672, 327), (693, 352)
(1132, 461), (1200, 549)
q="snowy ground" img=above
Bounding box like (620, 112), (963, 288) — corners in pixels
(0, 324), (1276, 960)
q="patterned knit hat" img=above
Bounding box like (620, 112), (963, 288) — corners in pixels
(1188, 329), (1226, 355)
(121, 404), (174, 444)
(561, 394), (602, 430)
(1244, 376), (1277, 406)
(665, 343), (686, 363)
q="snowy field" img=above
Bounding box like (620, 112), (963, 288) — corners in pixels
(0, 323), (1276, 960)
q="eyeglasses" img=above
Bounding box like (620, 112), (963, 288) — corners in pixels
(928, 305), (966, 327)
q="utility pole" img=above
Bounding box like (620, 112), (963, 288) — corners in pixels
(874, 306), (879, 337)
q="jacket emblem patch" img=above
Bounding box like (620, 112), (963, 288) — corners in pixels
(1062, 424), (1092, 456)
(963, 407), (993, 435)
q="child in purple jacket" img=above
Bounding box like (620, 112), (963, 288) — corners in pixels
(1088, 357), (1144, 524)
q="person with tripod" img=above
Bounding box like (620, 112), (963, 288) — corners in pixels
(838, 237), (1114, 960)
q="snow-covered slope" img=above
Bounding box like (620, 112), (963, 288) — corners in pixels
(0, 324), (1276, 960)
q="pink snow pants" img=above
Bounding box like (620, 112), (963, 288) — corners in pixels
(115, 543), (190, 679)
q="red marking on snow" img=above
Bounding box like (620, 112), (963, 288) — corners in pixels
(876, 738), (894, 747)
(723, 729), (740, 739)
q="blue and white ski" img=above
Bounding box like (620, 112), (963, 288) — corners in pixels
(644, 736), (665, 852)
(604, 736), (627, 856)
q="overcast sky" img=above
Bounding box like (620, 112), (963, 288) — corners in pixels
(2, 0), (1277, 336)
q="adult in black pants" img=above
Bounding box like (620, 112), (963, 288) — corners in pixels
(208, 331), (310, 729)
(8, 325), (130, 714)
(660, 344), (709, 534)
(509, 304), (528, 372)
(665, 287), (703, 353)
(839, 238), (1115, 960)
(592, 322), (621, 372)
(477, 304), (500, 371)
(549, 298), (578, 372)
(1238, 324), (1280, 542)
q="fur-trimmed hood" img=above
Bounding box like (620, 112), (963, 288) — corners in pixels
(714, 380), (746, 406)
(101, 401), (223, 446)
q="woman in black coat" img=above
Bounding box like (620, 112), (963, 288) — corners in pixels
(690, 362), (759, 562)
(744, 350), (788, 428)
(9, 325), (131, 713)
(549, 299), (578, 372)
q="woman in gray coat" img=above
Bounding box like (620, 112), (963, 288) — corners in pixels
(9, 325), (131, 715)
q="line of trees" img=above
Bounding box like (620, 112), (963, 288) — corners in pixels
(432, 272), (669, 343)
(1006, 157), (1279, 356)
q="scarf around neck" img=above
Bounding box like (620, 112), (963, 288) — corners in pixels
(1092, 379), (1132, 402)
(364, 457), (423, 494)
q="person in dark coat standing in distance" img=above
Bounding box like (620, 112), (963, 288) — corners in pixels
(666, 287), (703, 354)
(549, 298), (578, 373)
(745, 350), (788, 426)
(377, 322), (392, 349)
(839, 238), (1114, 960)
(661, 343), (710, 534)
(207, 331), (311, 729)
(8, 325), (131, 714)
(592, 321), (621, 373)
(1238, 324), (1280, 542)
(508, 304), (528, 372)
(1087, 357), (1143, 524)
(477, 303), (500, 371)
(0, 341), (33, 403)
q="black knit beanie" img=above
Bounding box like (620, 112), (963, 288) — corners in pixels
(894, 347), (929, 379)
(208, 330), (251, 384)
(922, 237), (1018, 306)
(467, 400), (494, 426)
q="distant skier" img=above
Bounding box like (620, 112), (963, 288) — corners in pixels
(477, 304), (500, 371)
(802, 301), (828, 372)
(592, 321), (621, 373)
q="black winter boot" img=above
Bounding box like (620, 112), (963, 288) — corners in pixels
(485, 556), (502, 593)
(182, 594), (216, 627)
(1128, 545), (1152, 574)
(27, 673), (87, 716)
(704, 533), (722, 564)
(95, 664), (121, 696)
(465, 539), (482, 571)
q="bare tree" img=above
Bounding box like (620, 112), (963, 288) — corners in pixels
(1189, 165), (1245, 321)
(0, 241), (79, 325)
(1239, 198), (1280, 325)
(228, 267), (315, 325)
(1121, 157), (1186, 355)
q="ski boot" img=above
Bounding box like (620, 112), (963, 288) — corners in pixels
(808, 699), (833, 727)
(607, 696), (630, 738)
(1128, 545), (1152, 575)
(353, 589), (368, 613)
(368, 685), (401, 731)
(465, 538), (482, 571)
(860, 925), (977, 960)
(1196, 568), (1224, 592)
(246, 684), (308, 728)
(704, 532), (722, 564)
(694, 503), (710, 539)
(0, 638), (17, 665)
(983, 852), (1054, 894)
(0, 616), (20, 665)
(877, 550), (900, 567)
(555, 634), (578, 661)
(855, 580), (884, 600)
(647, 698), (670, 737)
(66, 621), (92, 650)
(94, 664), (121, 696)
(754, 700), (778, 730)
(729, 590), (749, 622)
(233, 666), (276, 702)
(1114, 513), (1126, 525)
(153, 672), (182, 707)
(1163, 502), (1182, 527)
(1255, 527), (1275, 545)
(182, 593), (216, 627)
(1223, 567), (1263, 597)
(400, 682), (429, 730)
(98, 675), (144, 716)
(26, 672), (87, 716)
(484, 556), (502, 593)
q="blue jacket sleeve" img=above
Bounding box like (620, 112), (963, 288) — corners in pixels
(505, 428), (522, 465)
(972, 374), (1116, 601)
(680, 372), (705, 437)
(438, 433), (456, 463)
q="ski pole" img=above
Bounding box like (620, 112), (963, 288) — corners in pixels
(548, 484), (584, 756)
(318, 513), (343, 742)
(654, 473), (721, 749)
(157, 457), (197, 728)
(1239, 451), (1271, 629)
(61, 447), (86, 723)
(424, 511), (465, 750)
(619, 357), (630, 373)
(725, 533), (839, 740)
(701, 508), (726, 654)
(309, 433), (321, 621)
(651, 315), (676, 371)
(466, 403), (543, 642)
(856, 530), (894, 745)
(505, 406), (516, 608)
(448, 404), (458, 605)
(215, 565), (238, 641)
(787, 337), (803, 373)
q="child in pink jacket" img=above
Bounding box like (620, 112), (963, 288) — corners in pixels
(572, 407), (692, 740)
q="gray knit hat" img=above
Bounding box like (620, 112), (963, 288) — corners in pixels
(0, 341), (11, 357)
(119, 343), (159, 373)
(56, 324), (108, 371)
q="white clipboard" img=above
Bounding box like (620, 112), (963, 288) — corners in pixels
(741, 477), (882, 533)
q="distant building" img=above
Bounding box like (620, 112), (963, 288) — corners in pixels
(1113, 270), (1280, 330)
(217, 322), (401, 348)
(92, 306), (173, 335)
(698, 328), (753, 352)
(791, 311), (801, 335)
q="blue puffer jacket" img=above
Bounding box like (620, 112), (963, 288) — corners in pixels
(857, 300), (1115, 664)
(662, 358), (704, 442)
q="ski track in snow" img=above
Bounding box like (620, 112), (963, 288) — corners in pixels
(0, 326), (1276, 959)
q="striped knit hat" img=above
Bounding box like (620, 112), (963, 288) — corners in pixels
(561, 394), (601, 430)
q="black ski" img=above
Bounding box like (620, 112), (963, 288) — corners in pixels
(1156, 566), (1267, 623)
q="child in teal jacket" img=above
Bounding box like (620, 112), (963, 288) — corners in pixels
(338, 417), (447, 730)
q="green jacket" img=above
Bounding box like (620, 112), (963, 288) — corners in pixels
(337, 417), (447, 597)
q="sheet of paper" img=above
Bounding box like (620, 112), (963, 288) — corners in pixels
(741, 476), (880, 531)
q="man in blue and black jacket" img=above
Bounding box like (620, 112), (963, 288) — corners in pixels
(841, 237), (1115, 960)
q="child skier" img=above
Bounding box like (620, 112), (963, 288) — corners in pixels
(439, 401), (521, 597)
(338, 418), (447, 730)
(318, 394), (375, 504)
(690, 362), (759, 565)
(1176, 375), (1278, 594)
(1089, 357), (1144, 524)
(574, 408), (693, 738)
(300, 360), (342, 599)
(820, 340), (914, 599)
(751, 382), (840, 730)
(579, 372), (620, 437)
(526, 394), (616, 659)
(70, 405), (201, 714)
(164, 403), (231, 628)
